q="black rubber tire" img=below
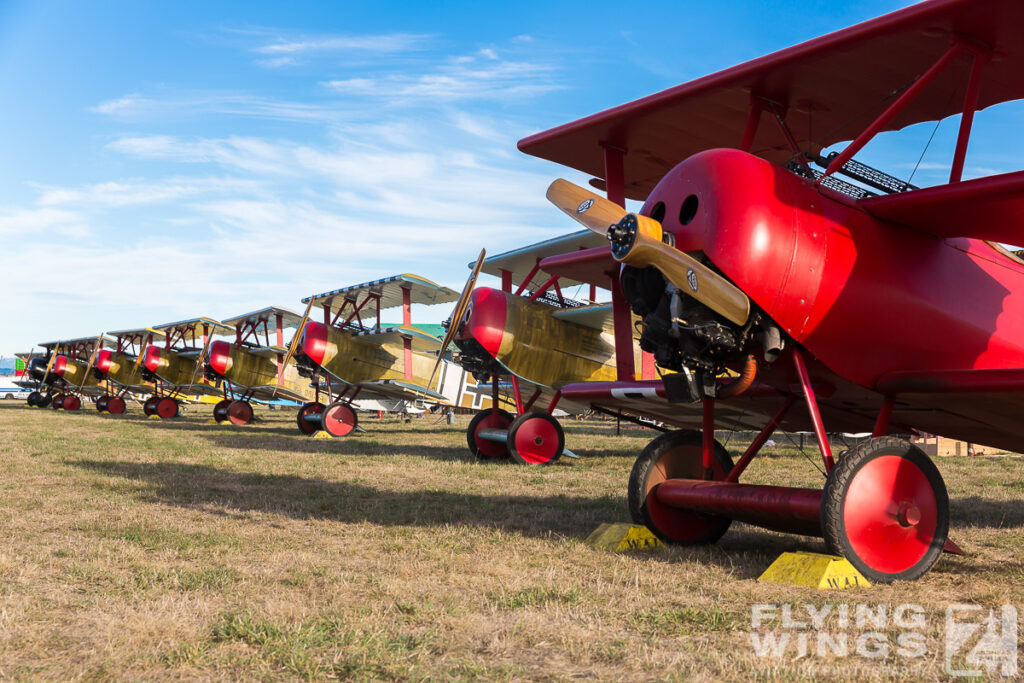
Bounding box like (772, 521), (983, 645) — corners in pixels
(466, 409), (514, 460)
(627, 429), (734, 544)
(507, 411), (564, 465)
(821, 436), (948, 583)
(39, 392), (53, 408)
(27, 391), (41, 407)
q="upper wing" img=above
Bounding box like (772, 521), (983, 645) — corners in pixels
(356, 326), (443, 353)
(860, 169), (1024, 243)
(478, 230), (608, 292)
(518, 0), (1024, 200)
(302, 274), (459, 320)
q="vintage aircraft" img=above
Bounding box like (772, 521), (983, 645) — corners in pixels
(439, 236), (652, 464)
(285, 274), (464, 437)
(44, 336), (112, 410)
(516, 0), (1024, 581)
(204, 305), (321, 425)
(142, 317), (236, 418)
(17, 350), (56, 406)
(87, 327), (163, 414)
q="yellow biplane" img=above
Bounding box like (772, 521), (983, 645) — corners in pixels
(438, 233), (653, 464)
(88, 327), (164, 413)
(44, 336), (113, 410)
(284, 274), (469, 437)
(141, 317), (236, 418)
(205, 306), (321, 425)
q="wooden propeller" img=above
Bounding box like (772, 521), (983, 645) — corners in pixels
(273, 298), (316, 396)
(39, 342), (62, 387)
(78, 335), (104, 390)
(428, 248), (486, 388)
(186, 332), (216, 389)
(546, 178), (750, 326)
(546, 179), (628, 236)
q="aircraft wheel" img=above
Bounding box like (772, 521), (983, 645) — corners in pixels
(27, 391), (41, 407)
(155, 397), (179, 419)
(628, 429), (734, 544)
(227, 400), (253, 426)
(143, 396), (160, 416)
(212, 399), (231, 423)
(39, 393), (53, 408)
(507, 411), (564, 465)
(96, 396), (111, 412)
(822, 436), (948, 583)
(296, 402), (325, 434)
(466, 409), (514, 460)
(321, 401), (358, 437)
(52, 395), (65, 410)
(62, 395), (81, 411)
(106, 396), (126, 415)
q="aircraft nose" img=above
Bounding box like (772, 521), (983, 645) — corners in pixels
(208, 341), (232, 376)
(143, 345), (163, 373)
(465, 287), (507, 359)
(95, 349), (113, 375)
(53, 355), (68, 378)
(302, 322), (329, 366)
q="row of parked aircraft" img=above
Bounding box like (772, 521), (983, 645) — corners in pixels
(17, 233), (638, 466)
(15, 0), (1024, 583)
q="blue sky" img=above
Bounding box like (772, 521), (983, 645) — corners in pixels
(1, 0), (1020, 353)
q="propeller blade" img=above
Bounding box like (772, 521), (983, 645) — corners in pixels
(429, 248), (486, 387)
(546, 179), (628, 236)
(186, 333), (216, 389)
(608, 213), (751, 326)
(78, 335), (104, 389)
(131, 340), (148, 375)
(40, 343), (60, 386)
(273, 297), (315, 396)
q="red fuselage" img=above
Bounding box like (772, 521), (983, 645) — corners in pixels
(644, 148), (1024, 388)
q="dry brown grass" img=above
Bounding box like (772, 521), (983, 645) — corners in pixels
(0, 400), (1021, 681)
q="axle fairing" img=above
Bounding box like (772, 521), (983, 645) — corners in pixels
(643, 148), (1024, 388)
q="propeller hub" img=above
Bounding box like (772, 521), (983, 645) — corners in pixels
(608, 214), (639, 260)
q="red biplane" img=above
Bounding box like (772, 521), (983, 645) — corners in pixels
(518, 0), (1024, 581)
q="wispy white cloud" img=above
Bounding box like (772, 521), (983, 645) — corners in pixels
(90, 91), (352, 123)
(254, 33), (431, 56)
(322, 58), (561, 102)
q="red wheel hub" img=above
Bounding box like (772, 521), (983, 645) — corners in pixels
(512, 417), (559, 464)
(322, 403), (357, 437)
(62, 395), (81, 411)
(156, 397), (178, 419)
(296, 402), (324, 434)
(227, 400), (253, 425)
(96, 396), (110, 412)
(106, 396), (126, 415)
(472, 412), (512, 459)
(842, 455), (938, 574)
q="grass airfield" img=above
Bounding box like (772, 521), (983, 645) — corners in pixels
(0, 400), (1022, 681)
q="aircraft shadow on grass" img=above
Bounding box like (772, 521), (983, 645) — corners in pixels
(66, 457), (1019, 579)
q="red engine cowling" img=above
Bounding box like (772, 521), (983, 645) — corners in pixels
(638, 148), (1024, 388)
